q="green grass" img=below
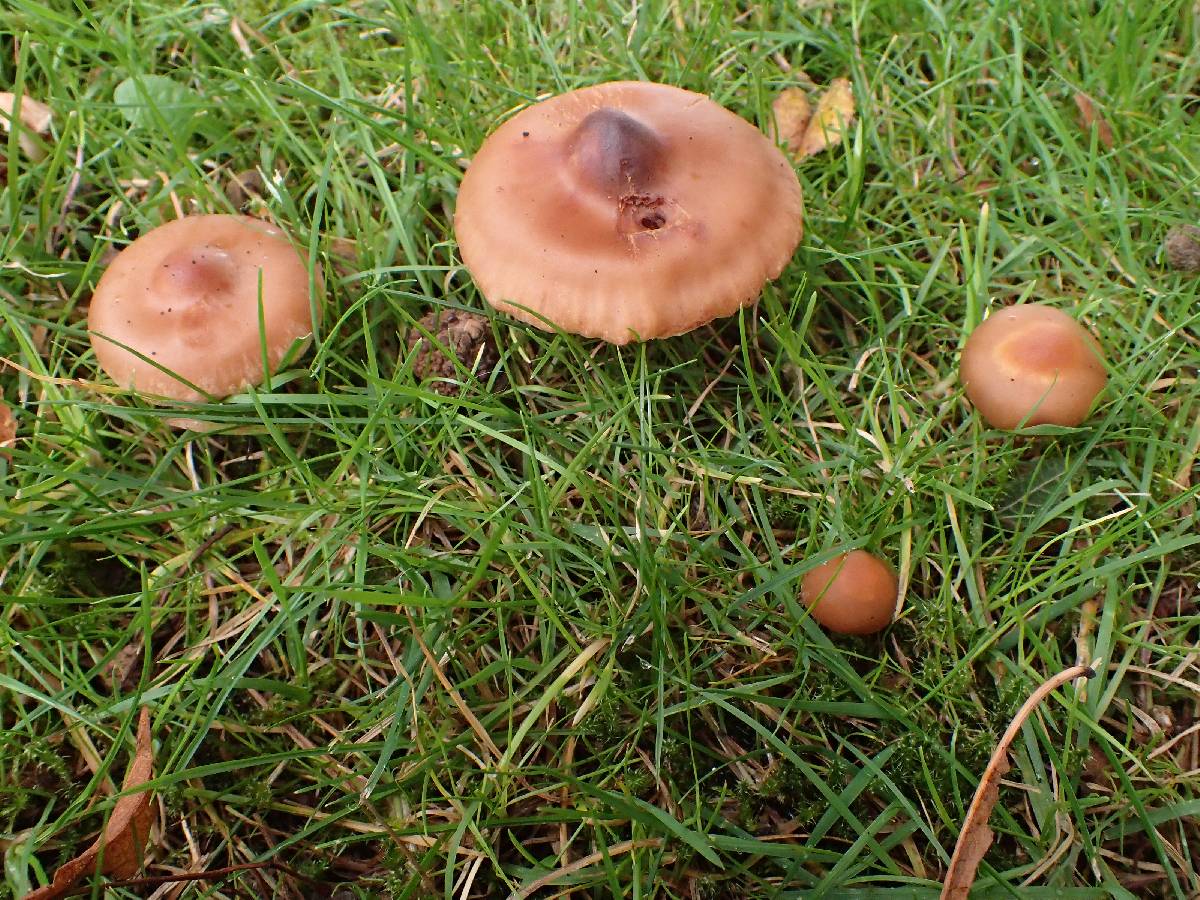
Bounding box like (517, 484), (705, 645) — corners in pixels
(2, 0), (1200, 896)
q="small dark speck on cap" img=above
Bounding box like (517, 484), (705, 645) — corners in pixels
(522, 131), (530, 137)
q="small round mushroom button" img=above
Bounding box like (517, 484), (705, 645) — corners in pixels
(801, 550), (898, 636)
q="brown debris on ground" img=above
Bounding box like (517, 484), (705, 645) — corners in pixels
(224, 168), (267, 211)
(0, 398), (15, 454)
(941, 664), (1094, 899)
(406, 309), (498, 394)
(27, 708), (155, 900)
(0, 91), (53, 161)
(771, 77), (857, 160)
(1164, 225), (1200, 273)
(1073, 93), (1115, 149)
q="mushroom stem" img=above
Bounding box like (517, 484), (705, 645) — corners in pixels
(568, 108), (664, 195)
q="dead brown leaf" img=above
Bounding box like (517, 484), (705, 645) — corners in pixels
(770, 87), (812, 153)
(941, 665), (1094, 899)
(26, 707), (155, 900)
(101, 644), (144, 694)
(0, 398), (14, 452)
(1073, 93), (1114, 150)
(0, 92), (53, 161)
(223, 168), (266, 211)
(795, 77), (856, 159)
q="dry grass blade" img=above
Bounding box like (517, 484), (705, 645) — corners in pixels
(1073, 93), (1114, 149)
(940, 665), (1094, 899)
(26, 708), (155, 900)
(0, 92), (54, 161)
(796, 77), (855, 158)
(509, 838), (664, 899)
(770, 87), (812, 154)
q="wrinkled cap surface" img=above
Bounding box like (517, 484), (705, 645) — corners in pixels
(89, 215), (321, 402)
(801, 550), (898, 636)
(960, 304), (1107, 429)
(454, 81), (804, 343)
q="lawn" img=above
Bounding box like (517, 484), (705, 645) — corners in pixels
(2, 0), (1200, 897)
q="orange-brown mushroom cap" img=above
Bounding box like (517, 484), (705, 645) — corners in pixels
(454, 81), (803, 343)
(959, 304), (1107, 429)
(88, 215), (322, 402)
(801, 550), (898, 636)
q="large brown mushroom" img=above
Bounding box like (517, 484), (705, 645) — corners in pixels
(88, 215), (322, 402)
(959, 304), (1107, 429)
(801, 550), (898, 636)
(454, 81), (803, 344)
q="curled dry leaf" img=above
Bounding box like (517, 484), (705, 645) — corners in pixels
(941, 665), (1094, 899)
(0, 399), (14, 452)
(0, 92), (53, 161)
(795, 77), (856, 158)
(1073, 93), (1114, 150)
(770, 87), (812, 153)
(26, 707), (155, 900)
(101, 644), (145, 694)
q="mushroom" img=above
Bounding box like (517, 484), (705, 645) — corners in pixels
(88, 215), (322, 403)
(454, 81), (803, 343)
(959, 304), (1107, 429)
(801, 550), (898, 636)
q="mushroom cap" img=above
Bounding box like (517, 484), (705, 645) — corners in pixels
(959, 304), (1107, 429)
(801, 550), (898, 636)
(88, 215), (322, 402)
(454, 81), (803, 344)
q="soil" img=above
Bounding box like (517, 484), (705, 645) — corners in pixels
(406, 309), (497, 394)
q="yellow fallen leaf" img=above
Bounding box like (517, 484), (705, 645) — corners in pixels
(26, 708), (155, 900)
(770, 87), (812, 153)
(796, 77), (855, 158)
(0, 92), (53, 161)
